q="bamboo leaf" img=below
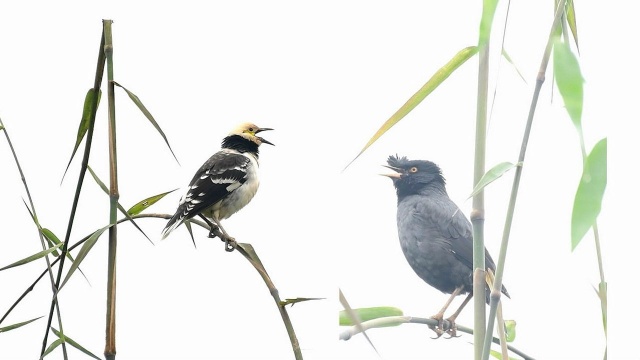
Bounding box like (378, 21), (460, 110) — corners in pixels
(501, 49), (527, 84)
(468, 162), (519, 199)
(553, 39), (584, 130)
(504, 320), (517, 342)
(571, 138), (607, 250)
(52, 328), (101, 360)
(127, 189), (178, 216)
(41, 338), (63, 359)
(41, 228), (62, 257)
(566, 1), (579, 51)
(87, 165), (154, 245)
(62, 89), (101, 181)
(345, 46), (478, 169)
(281, 297), (324, 307)
(0, 316), (42, 333)
(113, 81), (179, 164)
(339, 306), (404, 326)
(60, 225), (110, 290)
(0, 243), (63, 271)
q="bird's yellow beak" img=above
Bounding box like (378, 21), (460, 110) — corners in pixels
(380, 165), (402, 179)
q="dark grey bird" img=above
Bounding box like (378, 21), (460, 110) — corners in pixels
(382, 155), (509, 337)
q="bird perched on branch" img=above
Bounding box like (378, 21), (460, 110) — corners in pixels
(382, 155), (509, 337)
(161, 122), (274, 251)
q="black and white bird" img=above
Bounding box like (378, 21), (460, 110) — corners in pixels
(161, 122), (274, 250)
(382, 155), (509, 337)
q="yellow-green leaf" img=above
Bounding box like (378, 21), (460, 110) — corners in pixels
(554, 38), (584, 130)
(339, 306), (404, 326)
(571, 138), (607, 250)
(128, 189), (178, 216)
(0, 243), (63, 271)
(479, 0), (499, 46)
(345, 46), (478, 169)
(505, 320), (517, 342)
(41, 338), (63, 359)
(566, 1), (579, 51)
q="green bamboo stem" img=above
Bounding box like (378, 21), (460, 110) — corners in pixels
(481, 2), (568, 360)
(103, 19), (119, 360)
(472, 19), (491, 360)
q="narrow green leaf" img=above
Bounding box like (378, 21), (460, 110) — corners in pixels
(468, 162), (519, 199)
(62, 89), (101, 181)
(87, 165), (154, 245)
(52, 328), (101, 360)
(553, 39), (584, 130)
(489, 349), (518, 360)
(281, 297), (324, 307)
(504, 320), (517, 342)
(566, 1), (579, 51)
(127, 189), (178, 216)
(113, 81), (179, 164)
(339, 306), (404, 326)
(571, 138), (607, 250)
(41, 228), (62, 257)
(501, 49), (527, 84)
(41, 338), (63, 359)
(0, 243), (63, 271)
(0, 316), (43, 333)
(60, 225), (110, 290)
(345, 46), (478, 169)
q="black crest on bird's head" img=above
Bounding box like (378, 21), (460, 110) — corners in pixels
(385, 155), (446, 198)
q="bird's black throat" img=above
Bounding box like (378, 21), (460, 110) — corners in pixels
(221, 135), (260, 157)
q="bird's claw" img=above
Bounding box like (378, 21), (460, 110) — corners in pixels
(428, 315), (459, 339)
(222, 236), (237, 252)
(207, 225), (220, 239)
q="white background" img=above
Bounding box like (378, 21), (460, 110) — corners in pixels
(0, 1), (634, 359)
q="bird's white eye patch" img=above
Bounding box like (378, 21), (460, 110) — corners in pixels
(409, 167), (418, 173)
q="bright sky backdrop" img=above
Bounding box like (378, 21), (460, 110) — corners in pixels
(0, 1), (634, 359)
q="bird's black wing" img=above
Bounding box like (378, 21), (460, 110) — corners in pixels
(182, 150), (251, 217)
(162, 150), (250, 237)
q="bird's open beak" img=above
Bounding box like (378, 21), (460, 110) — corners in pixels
(380, 165), (402, 179)
(256, 128), (274, 146)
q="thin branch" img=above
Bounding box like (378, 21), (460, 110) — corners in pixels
(339, 316), (534, 360)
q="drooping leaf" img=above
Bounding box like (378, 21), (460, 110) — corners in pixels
(345, 46), (478, 169)
(41, 228), (62, 257)
(62, 89), (101, 181)
(113, 82), (179, 164)
(553, 39), (584, 130)
(339, 306), (404, 326)
(571, 138), (607, 250)
(60, 225), (110, 290)
(468, 162), (519, 199)
(51, 328), (101, 360)
(127, 189), (178, 216)
(0, 316), (42, 333)
(0, 243), (63, 271)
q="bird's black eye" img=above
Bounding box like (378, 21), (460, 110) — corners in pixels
(409, 167), (418, 173)
(248, 127), (254, 132)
